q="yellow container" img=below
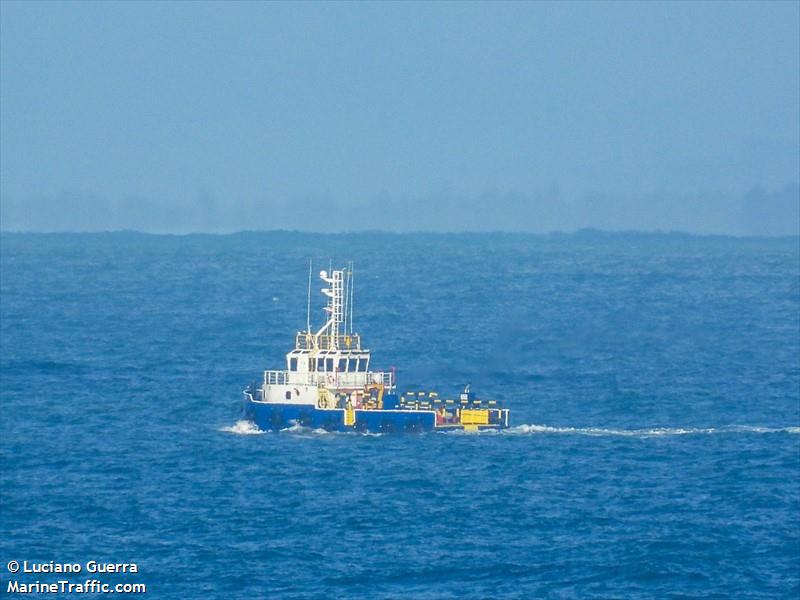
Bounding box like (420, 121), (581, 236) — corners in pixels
(460, 409), (489, 425)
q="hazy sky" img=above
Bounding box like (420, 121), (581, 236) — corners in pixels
(1, 1), (798, 234)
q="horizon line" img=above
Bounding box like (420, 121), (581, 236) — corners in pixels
(1, 227), (798, 240)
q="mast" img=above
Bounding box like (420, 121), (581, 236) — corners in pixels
(349, 262), (354, 335)
(306, 259), (312, 335)
(342, 265), (350, 339)
(315, 268), (345, 349)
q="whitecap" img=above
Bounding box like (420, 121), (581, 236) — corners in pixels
(220, 420), (264, 435)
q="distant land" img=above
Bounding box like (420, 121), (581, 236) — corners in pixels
(0, 184), (797, 237)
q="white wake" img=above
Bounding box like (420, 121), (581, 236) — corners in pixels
(502, 424), (800, 437)
(220, 420), (798, 438)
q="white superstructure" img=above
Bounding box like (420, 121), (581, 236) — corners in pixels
(258, 265), (394, 408)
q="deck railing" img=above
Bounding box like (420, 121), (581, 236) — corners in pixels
(264, 369), (393, 388)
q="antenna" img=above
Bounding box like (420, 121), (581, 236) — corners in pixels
(306, 258), (312, 334)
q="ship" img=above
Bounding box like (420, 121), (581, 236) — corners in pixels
(242, 264), (510, 433)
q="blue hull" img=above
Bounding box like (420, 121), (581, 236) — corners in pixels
(244, 400), (438, 433)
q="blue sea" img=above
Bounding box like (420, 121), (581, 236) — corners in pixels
(1, 231), (798, 599)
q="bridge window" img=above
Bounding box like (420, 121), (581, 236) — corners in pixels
(338, 358), (347, 372)
(348, 358), (357, 372)
(316, 358), (325, 371)
(289, 358), (298, 371)
(325, 358), (334, 372)
(357, 358), (368, 372)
